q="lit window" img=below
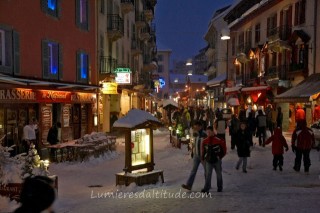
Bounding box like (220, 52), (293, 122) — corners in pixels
(77, 51), (89, 83)
(42, 40), (60, 80)
(41, 0), (60, 17)
(48, 0), (57, 10)
(76, 0), (89, 30)
(48, 43), (59, 75)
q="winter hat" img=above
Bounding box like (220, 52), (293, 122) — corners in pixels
(19, 176), (56, 212)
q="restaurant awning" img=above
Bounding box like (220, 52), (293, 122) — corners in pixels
(0, 74), (101, 90)
(224, 86), (241, 95)
(241, 85), (270, 94)
(274, 73), (320, 103)
(207, 73), (226, 87)
(227, 97), (240, 106)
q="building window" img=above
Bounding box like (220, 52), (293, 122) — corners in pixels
(41, 0), (60, 18)
(76, 0), (89, 30)
(42, 40), (61, 80)
(0, 27), (20, 74)
(255, 23), (260, 43)
(267, 13), (277, 37)
(77, 51), (89, 83)
(158, 55), (163, 62)
(100, 0), (105, 14)
(158, 64), (163, 73)
(295, 0), (306, 26)
(0, 30), (6, 67)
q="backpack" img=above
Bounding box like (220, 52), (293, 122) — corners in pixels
(204, 144), (222, 164)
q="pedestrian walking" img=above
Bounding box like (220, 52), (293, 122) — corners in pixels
(265, 127), (289, 171)
(295, 105), (306, 127)
(291, 120), (315, 173)
(201, 126), (227, 193)
(256, 109), (267, 146)
(181, 121), (207, 190)
(276, 107), (283, 129)
(229, 114), (240, 150)
(235, 122), (253, 173)
(214, 113), (227, 141)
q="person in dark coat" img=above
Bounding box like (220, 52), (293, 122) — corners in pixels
(14, 176), (56, 213)
(235, 122), (253, 173)
(229, 114), (240, 150)
(291, 120), (315, 173)
(47, 122), (61, 161)
(256, 109), (267, 146)
(265, 127), (289, 171)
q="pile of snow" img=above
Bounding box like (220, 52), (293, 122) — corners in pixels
(75, 132), (116, 145)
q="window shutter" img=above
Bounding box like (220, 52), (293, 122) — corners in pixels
(267, 18), (270, 37)
(294, 2), (299, 26)
(75, 0), (80, 27)
(57, 0), (62, 18)
(301, 0), (306, 24)
(42, 40), (49, 79)
(13, 30), (20, 75)
(85, 0), (89, 31)
(58, 44), (63, 80)
(76, 51), (81, 82)
(40, 0), (47, 13)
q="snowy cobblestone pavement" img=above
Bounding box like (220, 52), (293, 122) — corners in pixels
(2, 129), (320, 213)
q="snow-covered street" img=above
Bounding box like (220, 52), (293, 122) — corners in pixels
(2, 128), (320, 213)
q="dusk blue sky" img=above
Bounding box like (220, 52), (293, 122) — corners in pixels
(155, 0), (235, 66)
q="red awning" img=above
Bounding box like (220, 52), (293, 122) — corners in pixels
(241, 86), (270, 94)
(224, 86), (241, 95)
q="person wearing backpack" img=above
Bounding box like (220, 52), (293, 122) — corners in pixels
(201, 126), (227, 193)
(235, 121), (253, 173)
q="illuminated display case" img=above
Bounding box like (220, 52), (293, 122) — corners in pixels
(131, 128), (150, 166)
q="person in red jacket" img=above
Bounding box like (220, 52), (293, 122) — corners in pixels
(291, 120), (315, 173)
(201, 126), (227, 193)
(265, 127), (289, 171)
(295, 105), (306, 126)
(313, 104), (320, 122)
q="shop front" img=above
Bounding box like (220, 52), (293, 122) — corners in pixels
(274, 73), (320, 131)
(0, 88), (97, 155)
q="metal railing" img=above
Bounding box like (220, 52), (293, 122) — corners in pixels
(107, 14), (124, 34)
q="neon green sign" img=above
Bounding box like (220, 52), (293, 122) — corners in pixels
(114, 68), (131, 73)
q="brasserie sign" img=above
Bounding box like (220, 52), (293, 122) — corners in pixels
(0, 89), (95, 103)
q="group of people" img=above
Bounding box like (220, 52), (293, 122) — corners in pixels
(181, 104), (317, 194)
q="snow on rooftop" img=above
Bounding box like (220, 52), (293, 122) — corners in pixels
(113, 109), (161, 129)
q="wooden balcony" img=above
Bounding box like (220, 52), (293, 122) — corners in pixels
(135, 12), (146, 28)
(107, 14), (124, 41)
(120, 0), (134, 14)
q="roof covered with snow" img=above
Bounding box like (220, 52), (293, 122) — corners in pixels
(113, 109), (162, 129)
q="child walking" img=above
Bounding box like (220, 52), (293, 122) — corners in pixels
(235, 122), (253, 173)
(265, 127), (289, 171)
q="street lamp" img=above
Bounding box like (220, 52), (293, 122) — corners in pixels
(221, 28), (230, 85)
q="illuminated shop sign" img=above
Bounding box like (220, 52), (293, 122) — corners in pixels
(101, 82), (118, 94)
(0, 89), (95, 103)
(115, 72), (131, 84)
(159, 77), (165, 88)
(0, 89), (36, 101)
